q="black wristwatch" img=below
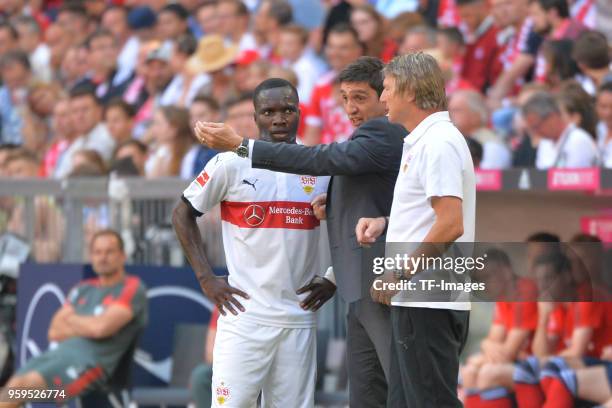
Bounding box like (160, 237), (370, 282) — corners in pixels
(234, 137), (249, 158)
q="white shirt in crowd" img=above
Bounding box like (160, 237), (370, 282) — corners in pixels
(116, 36), (140, 86)
(160, 73), (210, 107)
(54, 123), (116, 178)
(386, 111), (475, 311)
(596, 122), (612, 168)
(182, 152), (330, 328)
(536, 124), (600, 169)
(285, 49), (327, 104)
(30, 43), (52, 82)
(471, 128), (512, 169)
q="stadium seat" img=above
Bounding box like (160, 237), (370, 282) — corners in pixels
(131, 323), (207, 407)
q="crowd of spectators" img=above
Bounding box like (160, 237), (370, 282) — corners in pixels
(0, 0), (610, 182)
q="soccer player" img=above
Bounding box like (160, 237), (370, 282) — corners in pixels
(0, 229), (148, 406)
(172, 78), (333, 407)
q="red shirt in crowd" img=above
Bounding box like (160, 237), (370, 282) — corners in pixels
(547, 301), (612, 358)
(461, 17), (503, 93)
(304, 71), (354, 145)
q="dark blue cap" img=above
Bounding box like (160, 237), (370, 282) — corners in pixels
(127, 6), (157, 30)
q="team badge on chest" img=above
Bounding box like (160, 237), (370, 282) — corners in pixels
(300, 176), (316, 194)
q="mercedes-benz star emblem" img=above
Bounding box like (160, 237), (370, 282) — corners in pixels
(244, 204), (265, 227)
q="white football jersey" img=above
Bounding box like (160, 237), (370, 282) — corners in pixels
(183, 152), (330, 328)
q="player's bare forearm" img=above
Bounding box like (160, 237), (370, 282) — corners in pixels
(172, 200), (216, 283)
(48, 308), (77, 342)
(172, 200), (249, 315)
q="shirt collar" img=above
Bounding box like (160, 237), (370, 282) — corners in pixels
(404, 111), (453, 146)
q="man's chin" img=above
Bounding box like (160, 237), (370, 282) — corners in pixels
(270, 133), (294, 142)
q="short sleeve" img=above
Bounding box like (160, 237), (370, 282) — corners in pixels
(571, 302), (603, 330)
(492, 303), (505, 326)
(183, 154), (232, 216)
(115, 277), (147, 318)
(305, 85), (323, 127)
(421, 133), (464, 201)
(511, 302), (538, 330)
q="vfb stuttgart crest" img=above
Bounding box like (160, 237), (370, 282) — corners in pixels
(300, 176), (316, 194)
(243, 204), (265, 227)
(216, 382), (231, 405)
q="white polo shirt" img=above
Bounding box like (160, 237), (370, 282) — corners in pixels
(535, 124), (600, 169)
(386, 111), (475, 311)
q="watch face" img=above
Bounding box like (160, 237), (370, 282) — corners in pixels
(236, 145), (248, 157)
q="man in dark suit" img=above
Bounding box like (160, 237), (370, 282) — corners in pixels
(195, 57), (406, 407)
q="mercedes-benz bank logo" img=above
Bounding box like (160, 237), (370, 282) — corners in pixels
(244, 204), (265, 227)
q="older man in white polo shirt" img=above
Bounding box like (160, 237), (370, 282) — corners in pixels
(357, 52), (475, 407)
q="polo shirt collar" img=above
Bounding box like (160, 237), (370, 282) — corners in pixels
(403, 111), (452, 146)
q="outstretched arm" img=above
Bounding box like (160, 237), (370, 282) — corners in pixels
(196, 120), (402, 176)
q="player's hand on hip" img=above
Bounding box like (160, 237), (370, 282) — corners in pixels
(199, 275), (249, 316)
(296, 276), (336, 312)
(194, 121), (242, 151)
(311, 194), (327, 220)
(356, 217), (386, 247)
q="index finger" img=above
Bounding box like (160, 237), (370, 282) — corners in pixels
(296, 283), (314, 295)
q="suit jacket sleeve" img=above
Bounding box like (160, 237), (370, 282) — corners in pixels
(251, 120), (399, 176)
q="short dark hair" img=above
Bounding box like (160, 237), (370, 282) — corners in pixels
(160, 3), (189, 20)
(4, 148), (38, 167)
(85, 28), (115, 50)
(438, 27), (465, 47)
(175, 34), (198, 56)
(115, 139), (147, 156)
(455, 0), (485, 5)
(69, 84), (100, 105)
(0, 50), (30, 71)
(599, 81), (612, 96)
(12, 15), (41, 35)
(338, 56), (385, 96)
(328, 23), (365, 52)
(527, 232), (560, 242)
(535, 0), (569, 18)
(105, 98), (136, 118)
(252, 78), (298, 107)
(90, 229), (125, 252)
(572, 30), (611, 69)
(192, 94), (221, 112)
(0, 22), (18, 39)
(264, 0), (293, 26)
(219, 0), (248, 16)
(484, 248), (512, 267)
(570, 233), (602, 243)
(225, 92), (255, 110)
(58, 2), (88, 19)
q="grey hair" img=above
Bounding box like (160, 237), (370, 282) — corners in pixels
(383, 52), (447, 110)
(455, 90), (488, 126)
(521, 91), (561, 119)
(406, 25), (438, 49)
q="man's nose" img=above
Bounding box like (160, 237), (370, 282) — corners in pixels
(272, 113), (287, 125)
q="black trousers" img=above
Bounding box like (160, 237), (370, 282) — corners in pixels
(387, 307), (470, 408)
(346, 297), (392, 408)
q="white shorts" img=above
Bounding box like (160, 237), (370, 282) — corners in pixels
(211, 316), (316, 408)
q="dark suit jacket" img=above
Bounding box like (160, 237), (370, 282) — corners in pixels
(251, 116), (406, 303)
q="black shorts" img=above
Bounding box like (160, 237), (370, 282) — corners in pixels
(387, 306), (470, 408)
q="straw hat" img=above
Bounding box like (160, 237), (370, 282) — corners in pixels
(187, 34), (239, 74)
